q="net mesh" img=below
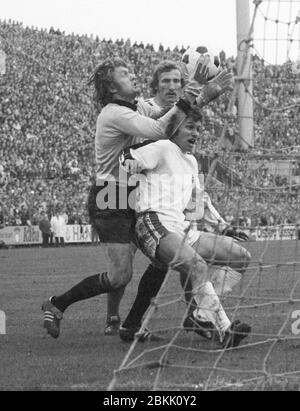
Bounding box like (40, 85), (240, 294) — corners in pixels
(109, 0), (300, 391)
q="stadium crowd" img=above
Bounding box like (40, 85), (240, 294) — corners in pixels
(0, 20), (299, 228)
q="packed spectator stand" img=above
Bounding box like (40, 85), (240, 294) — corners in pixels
(0, 20), (299, 228)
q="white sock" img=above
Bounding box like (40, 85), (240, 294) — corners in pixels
(208, 266), (242, 297)
(193, 282), (231, 341)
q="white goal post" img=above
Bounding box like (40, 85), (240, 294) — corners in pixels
(236, 0), (255, 150)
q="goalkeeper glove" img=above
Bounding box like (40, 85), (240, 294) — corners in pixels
(195, 70), (234, 108)
(222, 226), (249, 242)
(183, 68), (233, 108)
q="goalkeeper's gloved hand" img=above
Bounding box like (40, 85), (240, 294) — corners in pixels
(222, 226), (249, 242)
(195, 70), (234, 108)
(181, 65), (233, 109)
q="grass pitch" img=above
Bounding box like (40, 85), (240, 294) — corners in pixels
(0, 242), (300, 391)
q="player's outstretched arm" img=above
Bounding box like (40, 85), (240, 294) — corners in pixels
(117, 59), (231, 142)
(114, 103), (190, 141)
(137, 99), (172, 120)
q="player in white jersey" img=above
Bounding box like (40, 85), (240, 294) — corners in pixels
(41, 57), (233, 339)
(119, 62), (249, 342)
(122, 109), (251, 348)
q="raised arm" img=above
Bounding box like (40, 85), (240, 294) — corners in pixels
(114, 104), (186, 141)
(137, 99), (170, 120)
(115, 63), (233, 141)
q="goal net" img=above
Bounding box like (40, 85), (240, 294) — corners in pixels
(109, 0), (300, 391)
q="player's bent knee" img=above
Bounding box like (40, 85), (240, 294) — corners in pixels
(109, 275), (131, 289)
(107, 267), (133, 289)
(241, 248), (251, 265)
(231, 244), (251, 267)
(176, 257), (207, 281)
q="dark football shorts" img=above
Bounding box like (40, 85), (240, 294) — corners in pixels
(87, 183), (136, 244)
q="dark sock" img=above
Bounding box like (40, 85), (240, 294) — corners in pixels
(122, 264), (167, 329)
(52, 272), (113, 313)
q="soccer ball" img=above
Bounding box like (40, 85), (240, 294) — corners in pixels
(181, 46), (221, 81)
